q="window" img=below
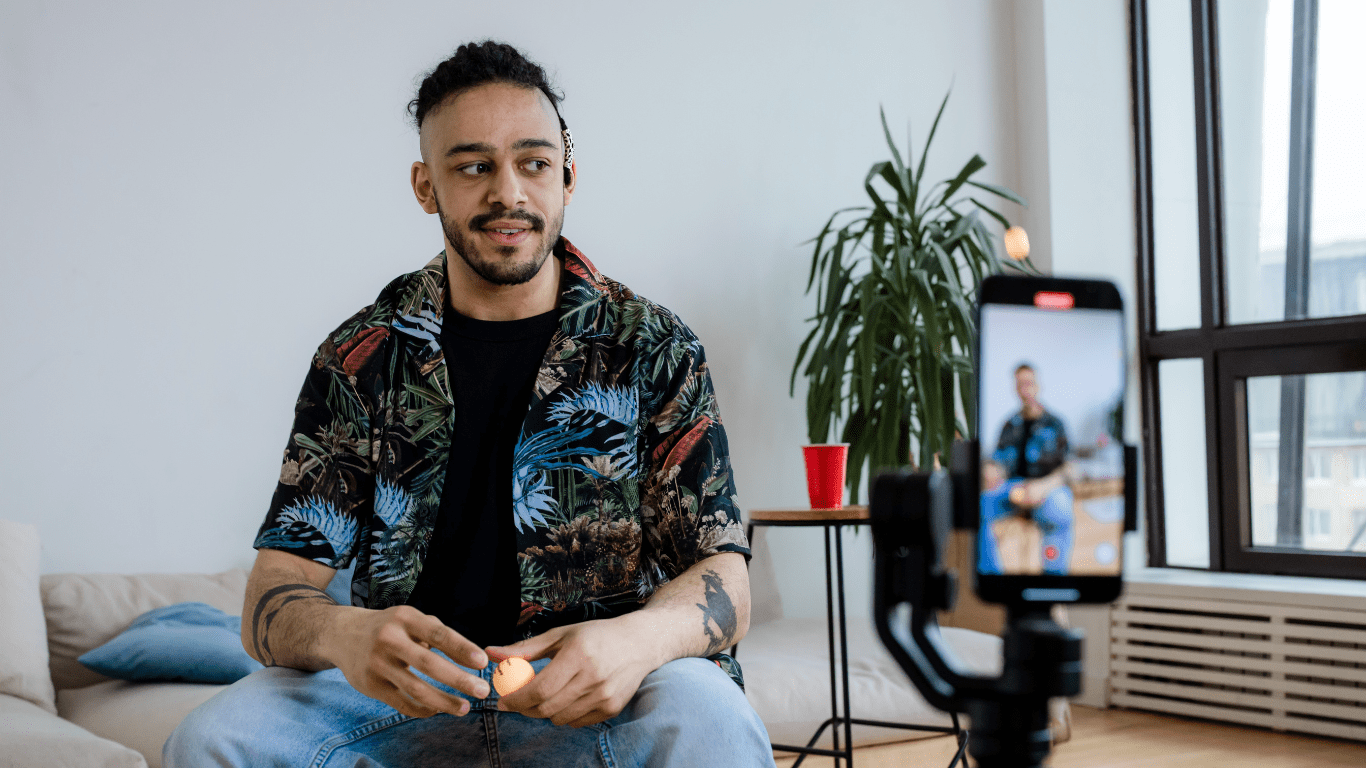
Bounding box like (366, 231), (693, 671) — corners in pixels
(1304, 449), (1329, 482)
(1305, 508), (1331, 538)
(1134, 0), (1366, 578)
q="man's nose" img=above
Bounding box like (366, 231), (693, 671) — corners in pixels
(486, 165), (528, 209)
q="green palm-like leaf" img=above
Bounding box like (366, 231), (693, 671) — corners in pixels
(794, 91), (1028, 501)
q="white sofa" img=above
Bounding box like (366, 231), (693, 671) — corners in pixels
(1, 520), (1021, 767)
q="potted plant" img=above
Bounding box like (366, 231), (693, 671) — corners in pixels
(791, 93), (1037, 503)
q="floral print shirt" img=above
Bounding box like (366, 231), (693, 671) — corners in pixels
(991, 410), (1069, 480)
(255, 239), (751, 648)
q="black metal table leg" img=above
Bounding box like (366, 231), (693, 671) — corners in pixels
(798, 526), (842, 768)
(745, 514), (966, 767)
(835, 524), (854, 767)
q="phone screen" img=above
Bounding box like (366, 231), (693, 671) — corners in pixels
(975, 277), (1125, 598)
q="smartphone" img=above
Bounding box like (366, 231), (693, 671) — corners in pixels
(973, 275), (1126, 605)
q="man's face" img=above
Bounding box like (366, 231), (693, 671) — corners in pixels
(1015, 368), (1040, 407)
(412, 82), (574, 286)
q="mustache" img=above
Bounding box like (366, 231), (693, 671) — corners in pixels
(469, 209), (545, 233)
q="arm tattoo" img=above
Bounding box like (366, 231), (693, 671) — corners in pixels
(695, 569), (738, 655)
(250, 583), (335, 666)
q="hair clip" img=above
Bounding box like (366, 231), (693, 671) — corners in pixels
(562, 128), (575, 167)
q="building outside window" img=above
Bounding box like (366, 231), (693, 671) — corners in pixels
(1305, 508), (1331, 539)
(1135, 0), (1366, 576)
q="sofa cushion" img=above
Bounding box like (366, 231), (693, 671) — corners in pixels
(0, 519), (58, 714)
(0, 691), (147, 768)
(58, 680), (226, 768)
(78, 602), (263, 684)
(740, 617), (1003, 750)
(41, 569), (250, 692)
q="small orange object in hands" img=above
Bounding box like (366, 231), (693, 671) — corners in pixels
(492, 657), (535, 696)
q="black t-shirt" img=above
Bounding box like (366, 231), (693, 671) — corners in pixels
(405, 306), (558, 649)
(1014, 418), (1037, 479)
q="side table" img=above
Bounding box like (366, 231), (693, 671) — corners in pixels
(740, 506), (966, 768)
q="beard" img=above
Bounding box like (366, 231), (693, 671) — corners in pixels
(438, 199), (564, 287)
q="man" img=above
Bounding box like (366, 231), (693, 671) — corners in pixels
(979, 363), (1073, 575)
(165, 41), (775, 767)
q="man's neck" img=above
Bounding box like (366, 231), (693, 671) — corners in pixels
(444, 249), (562, 322)
(1021, 403), (1044, 420)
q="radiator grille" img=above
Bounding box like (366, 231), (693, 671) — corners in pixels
(1109, 592), (1366, 741)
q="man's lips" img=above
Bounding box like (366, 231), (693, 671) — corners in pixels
(481, 224), (532, 246)
(470, 210), (542, 248)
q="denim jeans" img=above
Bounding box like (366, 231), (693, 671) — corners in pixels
(164, 654), (776, 768)
(979, 480), (1074, 575)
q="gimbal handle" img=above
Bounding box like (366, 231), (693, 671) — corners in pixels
(870, 468), (1082, 768)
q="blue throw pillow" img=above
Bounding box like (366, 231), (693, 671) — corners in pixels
(78, 602), (264, 684)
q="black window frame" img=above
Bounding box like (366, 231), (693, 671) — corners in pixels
(1132, 0), (1366, 579)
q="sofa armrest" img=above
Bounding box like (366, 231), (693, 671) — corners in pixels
(0, 692), (147, 768)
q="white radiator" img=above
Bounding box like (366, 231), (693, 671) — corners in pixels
(1109, 582), (1366, 742)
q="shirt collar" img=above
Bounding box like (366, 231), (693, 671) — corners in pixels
(391, 237), (611, 360)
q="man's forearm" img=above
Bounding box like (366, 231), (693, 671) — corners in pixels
(242, 567), (354, 671)
(623, 552), (750, 667)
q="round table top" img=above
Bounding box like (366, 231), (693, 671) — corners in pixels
(747, 505), (870, 524)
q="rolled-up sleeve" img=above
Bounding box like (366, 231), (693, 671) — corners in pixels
(253, 335), (373, 568)
(641, 332), (750, 577)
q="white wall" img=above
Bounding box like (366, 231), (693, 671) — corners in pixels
(1, 0), (1030, 624)
(1030, 0), (1138, 708)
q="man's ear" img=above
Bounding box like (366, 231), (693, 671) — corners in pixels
(411, 161), (439, 214)
(563, 161), (577, 205)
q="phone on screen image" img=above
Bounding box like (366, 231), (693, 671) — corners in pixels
(973, 275), (1126, 605)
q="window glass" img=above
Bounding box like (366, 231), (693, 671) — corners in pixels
(1219, 0), (1293, 324)
(1307, 0), (1366, 320)
(1247, 371), (1366, 552)
(1159, 358), (1209, 566)
(1148, 0), (1203, 331)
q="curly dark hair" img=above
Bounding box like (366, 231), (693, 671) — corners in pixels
(408, 40), (565, 132)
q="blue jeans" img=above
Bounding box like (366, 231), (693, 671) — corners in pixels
(164, 655), (775, 767)
(979, 480), (1074, 575)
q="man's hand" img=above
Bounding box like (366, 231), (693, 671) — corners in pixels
(1009, 481), (1043, 508)
(488, 552), (749, 728)
(1009, 467), (1072, 509)
(325, 605), (492, 719)
(244, 549), (491, 720)
(487, 614), (659, 728)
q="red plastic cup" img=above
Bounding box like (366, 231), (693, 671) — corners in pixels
(802, 444), (849, 509)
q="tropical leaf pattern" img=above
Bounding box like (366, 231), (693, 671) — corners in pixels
(254, 238), (749, 647)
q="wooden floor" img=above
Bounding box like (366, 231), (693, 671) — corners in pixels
(774, 705), (1366, 767)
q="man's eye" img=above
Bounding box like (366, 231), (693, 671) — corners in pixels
(525, 160), (551, 172)
(458, 162), (491, 176)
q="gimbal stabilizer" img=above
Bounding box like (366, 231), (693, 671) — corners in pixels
(869, 442), (1136, 768)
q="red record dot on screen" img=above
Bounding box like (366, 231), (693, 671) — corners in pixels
(1044, 545), (1059, 561)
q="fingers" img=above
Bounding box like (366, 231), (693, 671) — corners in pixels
(382, 664), (472, 717)
(368, 622), (469, 715)
(507, 672), (628, 728)
(565, 707), (614, 729)
(498, 653), (578, 713)
(382, 610), (488, 699)
(347, 607), (490, 717)
(410, 612), (487, 669)
(504, 668), (588, 722)
(378, 682), (439, 719)
(398, 643), (491, 700)
(487, 625), (566, 663)
(554, 689), (617, 728)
